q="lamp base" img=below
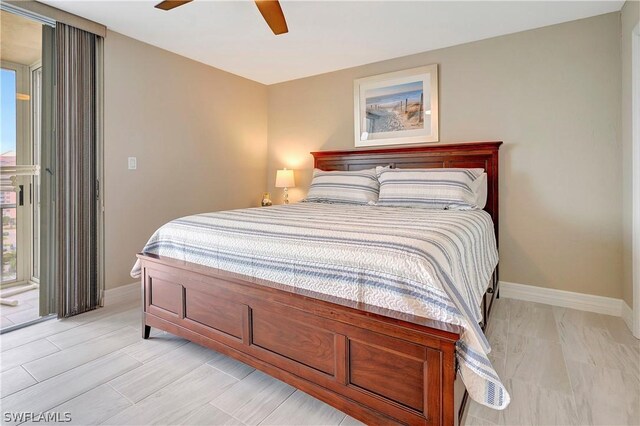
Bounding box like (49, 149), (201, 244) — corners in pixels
(283, 187), (289, 204)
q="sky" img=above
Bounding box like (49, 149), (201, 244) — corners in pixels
(1, 68), (17, 153)
(365, 81), (423, 100)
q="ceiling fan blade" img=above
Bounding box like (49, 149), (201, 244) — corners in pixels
(255, 0), (288, 35)
(155, 0), (193, 11)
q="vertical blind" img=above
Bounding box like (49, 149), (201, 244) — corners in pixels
(55, 23), (100, 317)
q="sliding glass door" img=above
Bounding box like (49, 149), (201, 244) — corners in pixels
(1, 5), (104, 327)
(0, 10), (56, 330)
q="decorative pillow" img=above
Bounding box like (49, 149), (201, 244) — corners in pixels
(376, 167), (485, 210)
(304, 168), (380, 205)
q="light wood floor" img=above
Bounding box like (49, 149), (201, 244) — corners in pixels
(1, 288), (41, 330)
(0, 297), (638, 425)
(467, 298), (640, 426)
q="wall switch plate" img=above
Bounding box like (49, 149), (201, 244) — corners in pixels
(128, 157), (137, 170)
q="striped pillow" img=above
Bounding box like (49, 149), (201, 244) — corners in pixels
(376, 167), (485, 210)
(304, 168), (380, 205)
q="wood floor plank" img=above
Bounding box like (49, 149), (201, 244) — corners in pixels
(0, 304), (138, 353)
(1, 366), (37, 396)
(212, 370), (295, 426)
(23, 327), (140, 382)
(207, 351), (255, 380)
(498, 378), (579, 425)
(339, 415), (366, 426)
(120, 330), (188, 364)
(0, 339), (60, 372)
(597, 314), (640, 347)
(259, 390), (345, 425)
(183, 403), (246, 425)
(4, 306), (40, 325)
(0, 318), (81, 352)
(490, 299), (510, 321)
(21, 384), (133, 426)
(508, 299), (560, 342)
(47, 309), (140, 350)
(504, 333), (572, 394)
(103, 365), (237, 425)
(553, 307), (640, 347)
(109, 342), (216, 403)
(556, 314), (640, 380)
(463, 415), (498, 425)
(566, 360), (640, 426)
(1, 316), (15, 329)
(50, 300), (140, 332)
(0, 352), (141, 423)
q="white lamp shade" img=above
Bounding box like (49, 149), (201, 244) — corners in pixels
(275, 169), (295, 188)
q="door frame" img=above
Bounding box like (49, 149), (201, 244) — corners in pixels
(632, 22), (640, 338)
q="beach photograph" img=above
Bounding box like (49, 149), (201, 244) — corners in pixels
(354, 65), (439, 146)
(364, 80), (429, 134)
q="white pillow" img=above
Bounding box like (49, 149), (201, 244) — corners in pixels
(376, 167), (485, 210)
(473, 173), (488, 209)
(304, 168), (380, 205)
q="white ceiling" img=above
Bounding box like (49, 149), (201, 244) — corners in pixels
(41, 0), (624, 85)
(1, 10), (42, 65)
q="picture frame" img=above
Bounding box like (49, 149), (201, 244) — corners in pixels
(353, 64), (439, 147)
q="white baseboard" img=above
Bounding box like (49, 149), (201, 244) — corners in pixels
(103, 282), (140, 306)
(499, 281), (623, 317)
(622, 301), (635, 333)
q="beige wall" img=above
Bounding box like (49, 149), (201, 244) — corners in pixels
(267, 13), (623, 298)
(104, 31), (268, 289)
(621, 1), (639, 308)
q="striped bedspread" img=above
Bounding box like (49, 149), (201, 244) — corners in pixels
(131, 203), (510, 410)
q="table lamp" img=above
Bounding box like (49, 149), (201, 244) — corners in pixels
(275, 168), (295, 204)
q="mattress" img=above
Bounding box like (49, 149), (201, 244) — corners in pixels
(131, 202), (509, 409)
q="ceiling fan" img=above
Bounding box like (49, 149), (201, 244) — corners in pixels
(154, 0), (288, 35)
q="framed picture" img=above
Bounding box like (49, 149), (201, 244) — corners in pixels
(354, 64), (438, 147)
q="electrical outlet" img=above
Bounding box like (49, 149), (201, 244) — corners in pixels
(128, 157), (137, 170)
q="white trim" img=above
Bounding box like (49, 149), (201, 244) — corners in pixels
(623, 301), (634, 333)
(631, 22), (640, 338)
(103, 282), (139, 306)
(499, 281), (623, 317)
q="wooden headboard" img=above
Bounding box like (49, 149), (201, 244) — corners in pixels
(311, 141), (503, 241)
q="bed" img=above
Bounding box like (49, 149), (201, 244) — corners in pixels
(133, 141), (504, 426)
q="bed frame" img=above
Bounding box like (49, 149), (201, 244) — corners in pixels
(138, 141), (502, 426)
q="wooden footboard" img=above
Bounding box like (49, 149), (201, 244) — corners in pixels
(138, 253), (469, 426)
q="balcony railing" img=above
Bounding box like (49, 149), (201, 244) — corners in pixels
(1, 203), (18, 283)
